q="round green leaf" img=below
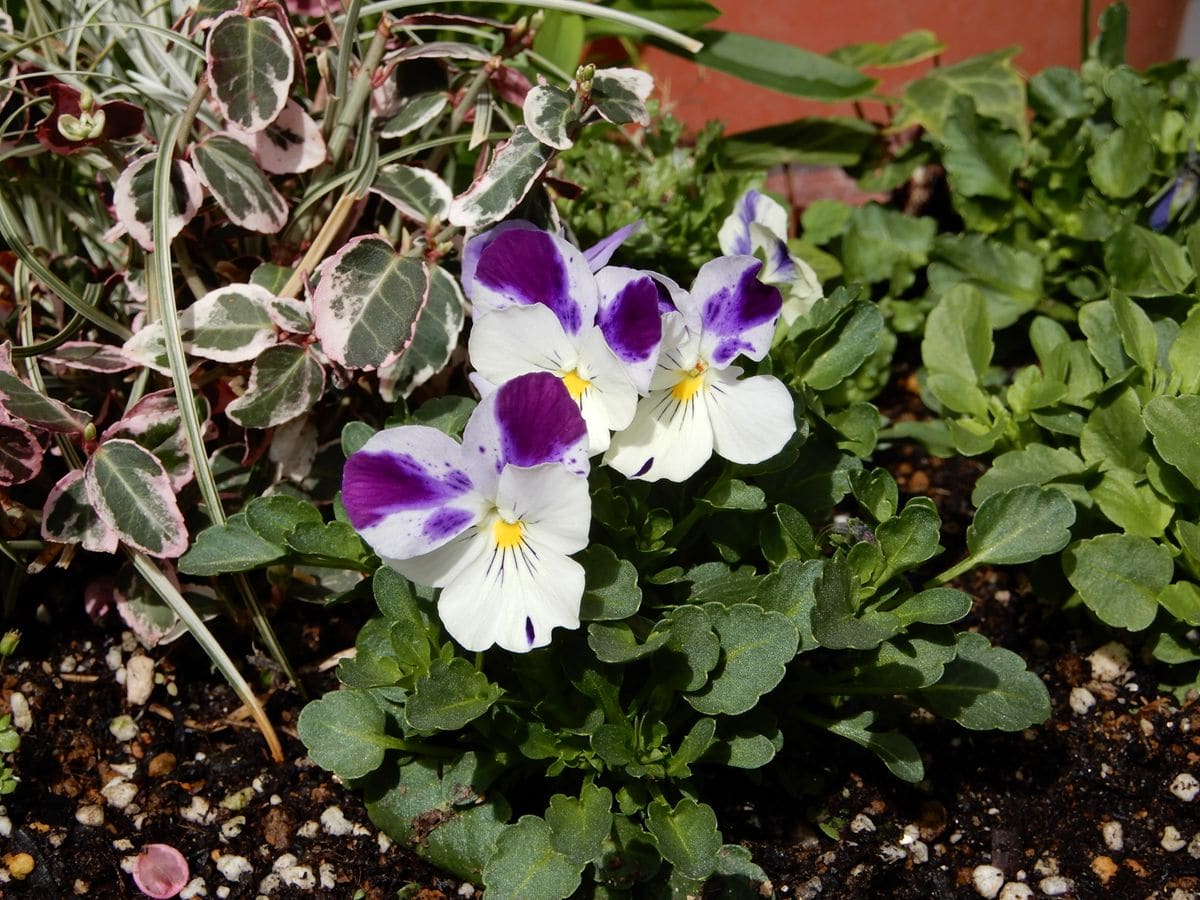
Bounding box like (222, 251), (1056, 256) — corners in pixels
(405, 657), (502, 731)
(645, 798), (722, 881)
(686, 604), (798, 715)
(483, 816), (581, 900)
(920, 632), (1051, 731)
(965, 484), (1076, 566)
(1145, 395), (1200, 488)
(1064, 533), (1173, 631)
(297, 689), (388, 780)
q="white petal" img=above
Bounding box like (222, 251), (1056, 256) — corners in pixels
(603, 385), (714, 483)
(437, 535), (584, 652)
(495, 464), (591, 556)
(575, 328), (639, 453)
(387, 527), (488, 589)
(468, 303), (576, 385)
(704, 370), (796, 465)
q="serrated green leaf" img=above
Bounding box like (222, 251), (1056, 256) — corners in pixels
(760, 502), (817, 567)
(587, 620), (670, 662)
(225, 344), (325, 428)
(921, 632), (1050, 730)
(964, 485), (1076, 566)
(244, 494), (323, 545)
(1104, 225), (1193, 297)
(545, 784), (613, 867)
(875, 498), (943, 584)
(178, 513), (286, 575)
(893, 588), (973, 627)
(811, 556), (900, 650)
(206, 12), (294, 132)
(928, 234), (1043, 329)
(1091, 468), (1173, 538)
(1029, 66), (1091, 119)
(658, 605), (720, 692)
(1159, 582), (1200, 626)
(84, 439), (187, 558)
(686, 604), (798, 714)
(896, 48), (1027, 140)
(829, 29), (944, 69)
(286, 521), (367, 562)
(668, 717), (717, 778)
(1145, 395), (1200, 488)
(645, 798), (722, 881)
(824, 710), (924, 782)
(701, 478), (766, 511)
(941, 96), (1022, 199)
(852, 627), (959, 691)
(406, 657), (501, 731)
(1064, 533), (1173, 631)
(297, 689), (389, 779)
(1088, 127), (1154, 198)
(841, 204), (936, 293)
(1080, 386), (1148, 472)
(972, 445), (1089, 506)
(578, 545), (642, 621)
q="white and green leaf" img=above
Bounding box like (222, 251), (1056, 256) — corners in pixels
(112, 154), (204, 252)
(84, 439), (188, 558)
(225, 98), (326, 174)
(179, 283), (279, 362)
(192, 134), (288, 234)
(43, 342), (137, 373)
(0, 370), (89, 433)
(380, 91), (448, 139)
(371, 165), (453, 223)
(523, 83), (578, 149)
(206, 12), (295, 133)
(590, 67), (654, 126)
(0, 416), (42, 487)
(41, 469), (118, 553)
(225, 344), (325, 428)
(377, 265), (465, 401)
(448, 126), (554, 228)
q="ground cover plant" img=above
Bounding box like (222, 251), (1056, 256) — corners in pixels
(0, 0), (1197, 896)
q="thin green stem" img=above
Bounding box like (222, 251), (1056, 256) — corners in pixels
(173, 80), (210, 158)
(378, 735), (459, 758)
(327, 15), (391, 167)
(925, 554), (976, 588)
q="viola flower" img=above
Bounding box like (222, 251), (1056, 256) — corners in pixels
(35, 83), (143, 156)
(719, 189), (822, 327)
(463, 223), (661, 453)
(342, 372), (591, 652)
(604, 256), (796, 483)
(1148, 158), (1200, 232)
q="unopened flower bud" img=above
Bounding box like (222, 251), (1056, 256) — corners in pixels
(0, 630), (20, 657)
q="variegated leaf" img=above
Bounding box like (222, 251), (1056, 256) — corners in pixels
(192, 135), (287, 234)
(523, 83), (577, 150)
(84, 439), (189, 558)
(101, 390), (205, 491)
(0, 415), (42, 486)
(448, 126), (554, 228)
(42, 469), (118, 553)
(380, 91), (448, 139)
(250, 262), (292, 293)
(113, 155), (204, 252)
(225, 344), (325, 428)
(312, 236), (430, 370)
(121, 323), (170, 375)
(390, 41), (494, 62)
(226, 98), (325, 173)
(179, 283), (279, 362)
(265, 295), (312, 333)
(591, 67), (654, 126)
(43, 341), (137, 373)
(206, 12), (294, 133)
(379, 266), (465, 400)
(0, 370), (89, 433)
(269, 414), (318, 482)
(371, 165), (452, 222)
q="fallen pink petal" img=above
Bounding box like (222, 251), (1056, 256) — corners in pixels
(131, 844), (189, 899)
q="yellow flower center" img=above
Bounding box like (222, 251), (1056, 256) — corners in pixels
(670, 361), (708, 402)
(492, 517), (525, 550)
(560, 369), (591, 400)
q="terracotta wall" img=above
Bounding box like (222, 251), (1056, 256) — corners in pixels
(642, 0), (1188, 134)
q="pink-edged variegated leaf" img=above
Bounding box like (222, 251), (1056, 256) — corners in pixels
(380, 91), (448, 139)
(102, 389), (207, 492)
(269, 414), (318, 482)
(389, 41), (494, 63)
(179, 283), (278, 362)
(0, 415), (43, 486)
(370, 165), (452, 222)
(523, 83), (578, 150)
(225, 344), (325, 428)
(121, 322), (170, 375)
(42, 469), (120, 553)
(43, 341), (138, 373)
(591, 67), (655, 126)
(206, 12), (294, 133)
(225, 99), (325, 174)
(0, 370), (89, 433)
(0, 341), (15, 375)
(377, 265), (465, 401)
(84, 439), (189, 558)
(312, 236), (431, 370)
(113, 155), (203, 252)
(265, 295), (312, 334)
(448, 126), (554, 228)
(192, 135), (287, 234)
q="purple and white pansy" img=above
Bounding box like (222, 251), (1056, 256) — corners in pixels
(604, 255), (796, 483)
(718, 189), (823, 327)
(463, 221), (662, 454)
(342, 372), (591, 653)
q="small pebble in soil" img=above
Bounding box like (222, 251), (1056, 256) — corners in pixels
(4, 852), (35, 880)
(109, 714), (138, 742)
(180, 795), (212, 825)
(319, 862), (336, 890)
(125, 655), (155, 705)
(179, 876), (206, 899)
(1087, 642), (1130, 682)
(271, 854), (316, 890)
(220, 787), (254, 811)
(105, 645), (122, 671)
(1101, 820), (1124, 852)
(999, 885), (1034, 900)
(0, 815), (11, 837)
(215, 854), (252, 883)
(1162, 825), (1186, 852)
(102, 778), (138, 810)
(1038, 875), (1074, 896)
(1169, 772), (1199, 802)
(216, 887), (229, 899)
(973, 864), (1005, 898)
(9, 692), (32, 731)
(220, 816), (245, 840)
(297, 820), (319, 839)
(1091, 855), (1117, 884)
(147, 752), (176, 778)
(75, 804), (104, 827)
(1188, 832), (1200, 859)
(1068, 687), (1096, 715)
(849, 814), (876, 834)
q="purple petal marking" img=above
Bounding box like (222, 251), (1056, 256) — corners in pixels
(424, 506), (475, 540)
(525, 615), (535, 646)
(633, 458), (653, 478)
(343, 451), (473, 530)
(768, 236), (796, 282)
(597, 271), (661, 365)
(728, 190), (759, 255)
(693, 256), (782, 366)
(495, 372), (587, 468)
(472, 229), (583, 333)
(583, 220), (643, 272)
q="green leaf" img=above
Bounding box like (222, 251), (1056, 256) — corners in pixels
(972, 445), (1089, 506)
(84, 439), (187, 558)
(928, 234), (1043, 329)
(921, 284), (992, 416)
(578, 545), (642, 621)
(1080, 386), (1148, 472)
(341, 421), (376, 458)
(1088, 128), (1154, 198)
(757, 559), (820, 649)
(532, 12), (585, 74)
(287, 521), (367, 562)
(794, 302), (883, 391)
(1145, 395), (1200, 487)
(545, 784), (613, 867)
(893, 588), (973, 627)
(723, 117), (875, 170)
(371, 165), (453, 222)
(658, 605), (721, 692)
(686, 604), (798, 715)
(245, 494), (323, 545)
(587, 620), (670, 662)
(841, 204), (936, 293)
(1079, 300), (1134, 377)
(701, 478), (765, 511)
(851, 627), (959, 691)
(687, 30), (876, 100)
(1065, 533), (1173, 631)
(824, 711), (923, 782)
(205, 12), (293, 132)
(1159, 582), (1200, 627)
(484, 816), (582, 900)
(1029, 66), (1091, 120)
(1110, 292), (1159, 374)
(378, 266), (465, 400)
(811, 557), (900, 650)
(1095, 1), (1128, 65)
(1104, 226), (1193, 297)
(297, 689), (389, 780)
(191, 134), (287, 233)
(667, 718), (717, 778)
(178, 513), (286, 575)
(312, 237), (430, 371)
(1091, 468), (1173, 538)
(178, 283), (277, 363)
(941, 96), (1022, 199)
(829, 30), (944, 69)
(408, 394), (477, 437)
(591, 68), (654, 126)
(963, 485), (1076, 566)
(760, 503), (817, 567)
(406, 658), (501, 731)
(920, 632), (1050, 730)
(41, 470), (115, 552)
(875, 498), (943, 583)
(0, 371), (88, 433)
(113, 154), (204, 253)
(645, 798), (722, 881)
(895, 48), (1027, 140)
(595, 816), (661, 889)
(448, 127), (554, 228)
(225, 344), (325, 428)
(380, 91), (448, 139)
